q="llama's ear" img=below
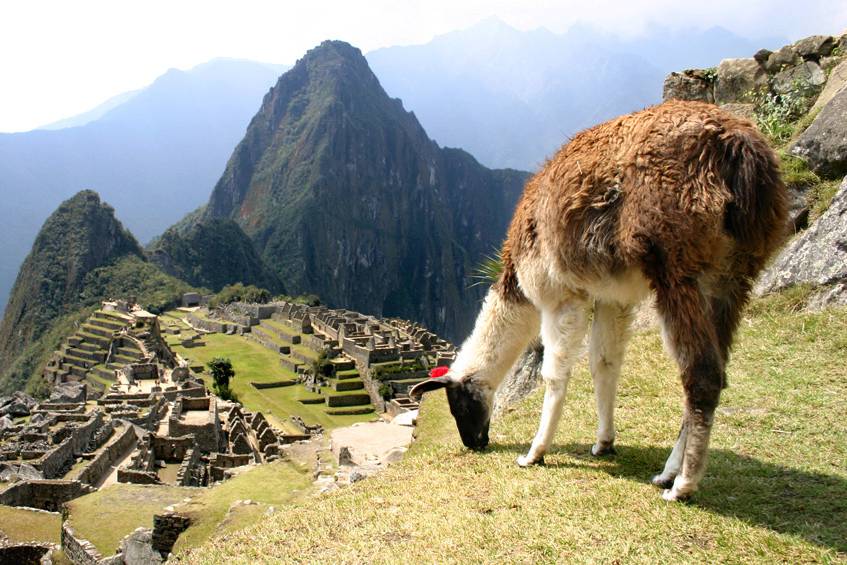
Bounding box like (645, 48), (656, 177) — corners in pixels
(409, 376), (454, 401)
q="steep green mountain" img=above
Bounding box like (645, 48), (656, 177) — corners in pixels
(202, 40), (529, 340)
(149, 217), (284, 293)
(0, 190), (195, 394)
(0, 59), (287, 316)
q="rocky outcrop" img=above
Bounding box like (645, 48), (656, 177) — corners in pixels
(714, 58), (767, 104)
(790, 87), (847, 177)
(756, 176), (847, 305)
(663, 70), (714, 103)
(0, 392), (36, 418)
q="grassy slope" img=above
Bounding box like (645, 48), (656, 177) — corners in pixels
(64, 461), (312, 557)
(164, 316), (373, 431)
(182, 300), (847, 564)
(0, 505), (61, 544)
(66, 484), (193, 556)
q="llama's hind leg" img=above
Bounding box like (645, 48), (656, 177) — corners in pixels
(652, 419), (687, 488)
(517, 299), (590, 467)
(589, 300), (634, 456)
(654, 282), (724, 501)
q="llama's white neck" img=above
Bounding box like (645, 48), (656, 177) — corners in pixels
(450, 289), (539, 390)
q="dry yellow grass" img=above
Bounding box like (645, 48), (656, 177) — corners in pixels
(179, 300), (847, 564)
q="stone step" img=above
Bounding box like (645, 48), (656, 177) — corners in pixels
(112, 353), (137, 364)
(116, 346), (141, 358)
(335, 369), (360, 380)
(325, 406), (375, 416)
(69, 365), (89, 378)
(333, 379), (364, 392)
(331, 359), (356, 372)
(325, 392), (371, 407)
(259, 320), (301, 344)
(63, 354), (93, 368)
(95, 366), (117, 380)
(88, 315), (128, 331)
(77, 331), (111, 348)
(67, 347), (106, 363)
(81, 323), (116, 339)
(76, 341), (101, 353)
(280, 356), (303, 373)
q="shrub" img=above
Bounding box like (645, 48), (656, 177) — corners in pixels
(207, 357), (235, 398)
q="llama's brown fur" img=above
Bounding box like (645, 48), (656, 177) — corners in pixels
(412, 99), (787, 500)
(498, 99), (787, 299)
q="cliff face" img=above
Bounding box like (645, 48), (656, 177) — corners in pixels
(0, 190), (194, 394)
(149, 218), (284, 294)
(204, 41), (528, 340)
(0, 190), (142, 366)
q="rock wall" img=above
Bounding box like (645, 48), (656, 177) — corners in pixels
(756, 176), (847, 304)
(77, 424), (138, 486)
(0, 479), (93, 511)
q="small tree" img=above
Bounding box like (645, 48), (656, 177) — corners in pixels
(207, 357), (236, 400)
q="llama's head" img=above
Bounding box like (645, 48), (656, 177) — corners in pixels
(409, 372), (492, 450)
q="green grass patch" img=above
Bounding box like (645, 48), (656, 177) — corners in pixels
(166, 317), (373, 431)
(66, 484), (192, 557)
(173, 460), (312, 552)
(182, 300), (847, 564)
(0, 505), (62, 545)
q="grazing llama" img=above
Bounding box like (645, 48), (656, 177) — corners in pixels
(410, 99), (787, 501)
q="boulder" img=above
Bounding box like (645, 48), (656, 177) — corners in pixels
(756, 176), (847, 304)
(765, 45), (801, 73)
(811, 59), (847, 113)
(49, 381), (86, 403)
(790, 88), (847, 177)
(715, 58), (767, 104)
(662, 70), (714, 103)
(753, 48), (772, 65)
(719, 103), (756, 121)
(0, 415), (13, 430)
(791, 35), (836, 60)
(772, 61), (826, 95)
(121, 528), (164, 565)
(2, 400), (30, 418)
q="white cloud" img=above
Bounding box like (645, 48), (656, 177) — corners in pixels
(0, 0), (845, 132)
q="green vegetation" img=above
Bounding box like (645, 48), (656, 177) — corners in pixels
(184, 299), (847, 563)
(208, 357), (238, 401)
(779, 152), (842, 222)
(209, 283), (272, 308)
(173, 460), (312, 552)
(752, 82), (820, 145)
(66, 484), (193, 557)
(148, 218), (283, 294)
(0, 505), (62, 545)
(166, 324), (372, 431)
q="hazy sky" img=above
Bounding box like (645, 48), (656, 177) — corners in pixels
(1, 0), (846, 132)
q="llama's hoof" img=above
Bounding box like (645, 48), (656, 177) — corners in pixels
(516, 454), (544, 467)
(661, 487), (691, 502)
(651, 474), (675, 489)
(591, 441), (617, 457)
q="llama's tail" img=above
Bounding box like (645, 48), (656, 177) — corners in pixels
(717, 126), (788, 251)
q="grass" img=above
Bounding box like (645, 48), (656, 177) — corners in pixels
(0, 505), (62, 544)
(66, 484), (193, 556)
(172, 460), (312, 552)
(165, 313), (373, 431)
(181, 299), (847, 564)
(779, 152), (842, 221)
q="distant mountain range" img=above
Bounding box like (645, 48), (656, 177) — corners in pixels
(368, 18), (785, 170)
(0, 59), (287, 313)
(0, 20), (785, 317)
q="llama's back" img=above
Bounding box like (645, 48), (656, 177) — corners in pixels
(506, 100), (788, 288)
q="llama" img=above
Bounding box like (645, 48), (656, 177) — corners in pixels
(410, 99), (788, 501)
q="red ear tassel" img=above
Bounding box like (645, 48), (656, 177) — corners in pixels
(429, 366), (449, 379)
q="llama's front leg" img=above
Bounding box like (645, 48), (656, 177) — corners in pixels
(589, 301), (633, 456)
(517, 300), (589, 467)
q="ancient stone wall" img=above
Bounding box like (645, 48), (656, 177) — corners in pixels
(77, 425), (137, 486)
(151, 512), (190, 556)
(0, 479), (92, 511)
